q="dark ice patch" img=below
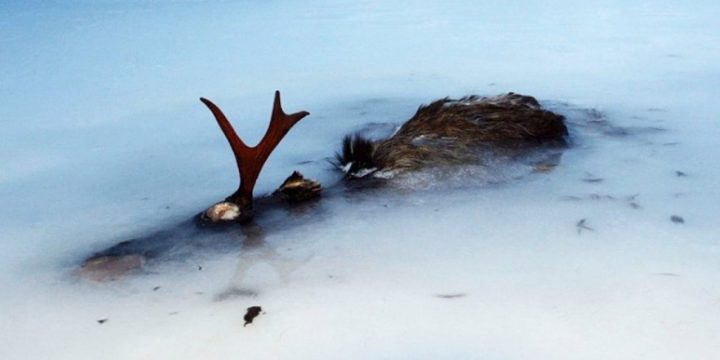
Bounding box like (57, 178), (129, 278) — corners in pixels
(650, 272), (680, 277)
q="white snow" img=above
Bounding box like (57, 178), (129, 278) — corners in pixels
(1, 0), (719, 359)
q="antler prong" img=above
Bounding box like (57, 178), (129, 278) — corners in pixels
(272, 90), (284, 117)
(200, 97), (249, 151)
(269, 91), (310, 130)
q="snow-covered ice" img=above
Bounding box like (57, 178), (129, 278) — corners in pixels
(1, 0), (719, 359)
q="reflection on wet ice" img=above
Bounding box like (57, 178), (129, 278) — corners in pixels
(217, 222), (314, 299)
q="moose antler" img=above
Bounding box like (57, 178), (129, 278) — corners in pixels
(200, 91), (309, 209)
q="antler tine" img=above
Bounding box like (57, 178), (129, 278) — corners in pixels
(201, 91), (309, 210)
(200, 97), (250, 152)
(270, 91), (311, 129)
(259, 91), (310, 156)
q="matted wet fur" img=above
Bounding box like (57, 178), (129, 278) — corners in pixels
(337, 93), (568, 177)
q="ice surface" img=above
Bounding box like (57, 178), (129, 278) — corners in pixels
(1, 0), (719, 359)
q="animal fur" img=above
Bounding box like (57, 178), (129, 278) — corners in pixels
(336, 92), (568, 178)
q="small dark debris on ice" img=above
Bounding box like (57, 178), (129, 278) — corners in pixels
(214, 287), (257, 302)
(244, 306), (262, 327)
(435, 293), (467, 299)
(670, 215), (685, 224)
(577, 219), (594, 234)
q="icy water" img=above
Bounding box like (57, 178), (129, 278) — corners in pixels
(1, 1), (719, 359)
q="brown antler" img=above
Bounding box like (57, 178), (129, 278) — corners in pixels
(200, 91), (309, 209)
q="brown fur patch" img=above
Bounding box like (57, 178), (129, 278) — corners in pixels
(362, 93), (567, 173)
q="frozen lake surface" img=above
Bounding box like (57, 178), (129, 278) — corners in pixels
(1, 0), (719, 358)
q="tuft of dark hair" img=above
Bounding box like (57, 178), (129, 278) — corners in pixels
(334, 134), (377, 175)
